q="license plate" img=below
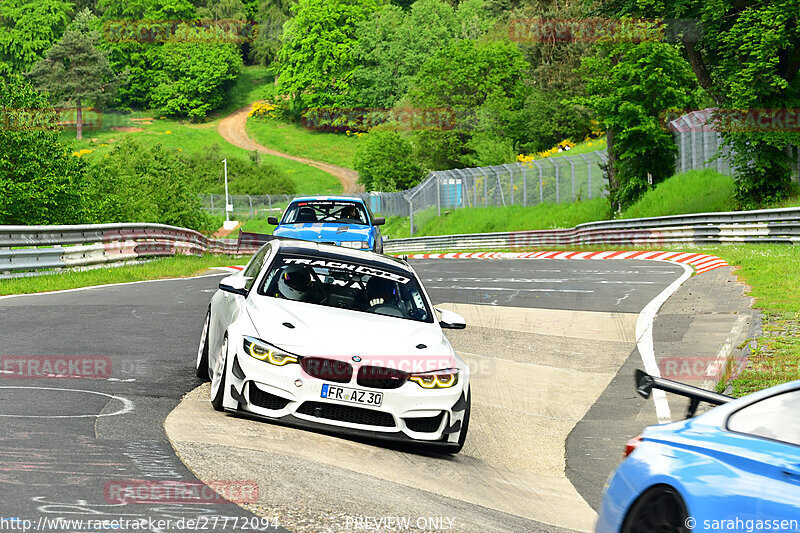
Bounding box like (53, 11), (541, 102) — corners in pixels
(320, 384), (383, 407)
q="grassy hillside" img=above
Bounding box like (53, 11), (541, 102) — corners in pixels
(60, 66), (341, 196)
(621, 169), (735, 219)
(246, 118), (361, 169)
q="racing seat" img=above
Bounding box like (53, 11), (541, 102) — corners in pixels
(296, 207), (317, 223)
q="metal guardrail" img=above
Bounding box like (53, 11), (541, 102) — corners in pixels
(2, 206), (798, 278)
(383, 207), (800, 253)
(0, 223), (260, 278)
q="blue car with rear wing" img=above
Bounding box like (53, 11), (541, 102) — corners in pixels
(268, 197), (384, 253)
(596, 371), (800, 533)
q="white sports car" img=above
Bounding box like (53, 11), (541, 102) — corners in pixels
(196, 240), (471, 453)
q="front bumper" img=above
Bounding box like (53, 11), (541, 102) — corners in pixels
(223, 346), (469, 448)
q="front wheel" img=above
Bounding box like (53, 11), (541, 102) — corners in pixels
(210, 335), (228, 412)
(195, 309), (211, 381)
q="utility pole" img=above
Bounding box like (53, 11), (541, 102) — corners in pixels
(223, 159), (230, 222)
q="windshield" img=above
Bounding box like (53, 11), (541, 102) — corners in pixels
(281, 200), (369, 225)
(258, 254), (432, 322)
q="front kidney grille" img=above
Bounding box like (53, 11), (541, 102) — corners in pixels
(356, 365), (408, 389)
(300, 357), (353, 383)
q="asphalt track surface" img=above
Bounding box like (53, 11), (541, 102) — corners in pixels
(0, 259), (686, 532)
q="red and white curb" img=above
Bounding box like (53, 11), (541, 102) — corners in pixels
(400, 250), (728, 275)
(213, 266), (245, 273)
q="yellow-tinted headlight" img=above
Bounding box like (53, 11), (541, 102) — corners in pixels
(409, 369), (459, 389)
(243, 337), (298, 366)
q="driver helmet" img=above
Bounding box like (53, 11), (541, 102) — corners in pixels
(341, 205), (359, 221)
(278, 266), (312, 300)
(366, 276), (396, 307)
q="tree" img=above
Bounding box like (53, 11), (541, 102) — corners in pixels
(249, 0), (296, 66)
(27, 9), (120, 139)
(354, 131), (425, 191)
(150, 26), (243, 119)
(405, 38), (529, 169)
(97, 0), (196, 109)
(0, 75), (87, 224)
(0, 0), (74, 73)
(575, 37), (698, 209)
(349, 0), (495, 110)
(275, 0), (380, 113)
(604, 0), (800, 207)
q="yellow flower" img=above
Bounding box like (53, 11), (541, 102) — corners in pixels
(165, 130), (172, 134)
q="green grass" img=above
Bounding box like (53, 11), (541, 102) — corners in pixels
(263, 155), (341, 195)
(621, 169), (735, 219)
(381, 216), (411, 241)
(240, 218), (277, 234)
(676, 245), (800, 396)
(381, 198), (609, 239)
(0, 255), (241, 296)
(246, 118), (360, 168)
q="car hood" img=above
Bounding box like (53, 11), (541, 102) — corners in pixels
(245, 296), (457, 366)
(273, 223), (371, 243)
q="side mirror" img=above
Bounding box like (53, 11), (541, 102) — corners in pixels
(267, 216), (279, 225)
(219, 275), (249, 297)
(435, 307), (466, 330)
(372, 217), (385, 226)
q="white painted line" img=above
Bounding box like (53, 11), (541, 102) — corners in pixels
(0, 272), (227, 300)
(0, 386), (134, 418)
(635, 261), (693, 424)
(702, 314), (750, 390)
(427, 286), (594, 293)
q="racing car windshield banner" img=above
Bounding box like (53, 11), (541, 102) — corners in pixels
(282, 257), (411, 284)
(296, 201), (360, 208)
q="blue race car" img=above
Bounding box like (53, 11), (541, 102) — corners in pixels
(268, 197), (385, 253)
(596, 371), (800, 533)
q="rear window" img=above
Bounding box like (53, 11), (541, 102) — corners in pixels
(258, 254), (432, 323)
(282, 200), (369, 225)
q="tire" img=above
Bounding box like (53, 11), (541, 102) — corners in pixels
(195, 309), (211, 381)
(621, 485), (689, 533)
(446, 387), (471, 454)
(210, 335), (228, 412)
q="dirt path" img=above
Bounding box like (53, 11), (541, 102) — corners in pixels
(217, 104), (362, 194)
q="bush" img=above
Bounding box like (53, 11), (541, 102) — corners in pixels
(354, 131), (425, 191)
(84, 138), (216, 233)
(184, 147), (297, 195)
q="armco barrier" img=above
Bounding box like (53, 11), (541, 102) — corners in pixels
(382, 206), (800, 253)
(2, 206), (798, 277)
(0, 223), (260, 277)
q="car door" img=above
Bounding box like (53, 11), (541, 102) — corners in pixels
(725, 387), (800, 523)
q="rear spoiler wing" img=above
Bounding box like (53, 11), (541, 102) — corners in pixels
(635, 369), (734, 418)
